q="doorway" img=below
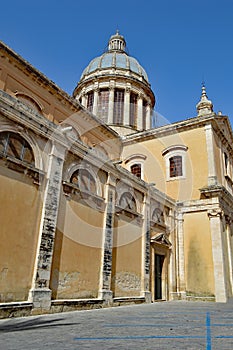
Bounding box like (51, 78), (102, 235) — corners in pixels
(154, 253), (165, 300)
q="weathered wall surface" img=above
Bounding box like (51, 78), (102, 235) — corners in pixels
(112, 216), (142, 297)
(0, 166), (41, 302)
(122, 127), (209, 201)
(183, 211), (215, 297)
(50, 197), (103, 299)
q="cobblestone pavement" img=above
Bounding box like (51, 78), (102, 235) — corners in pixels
(0, 301), (233, 349)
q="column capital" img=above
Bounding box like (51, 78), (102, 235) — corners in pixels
(207, 208), (223, 219)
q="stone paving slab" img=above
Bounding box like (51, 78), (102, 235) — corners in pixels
(0, 301), (233, 349)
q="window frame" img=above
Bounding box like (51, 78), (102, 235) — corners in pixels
(162, 145), (188, 181)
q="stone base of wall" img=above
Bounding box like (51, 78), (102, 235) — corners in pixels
(113, 296), (146, 306)
(0, 302), (33, 319)
(0, 297), (148, 319)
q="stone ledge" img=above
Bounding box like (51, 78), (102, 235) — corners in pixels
(113, 296), (145, 306)
(0, 302), (33, 319)
(50, 298), (104, 314)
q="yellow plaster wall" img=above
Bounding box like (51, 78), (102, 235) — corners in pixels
(183, 211), (215, 296)
(0, 167), (41, 302)
(122, 127), (209, 201)
(50, 197), (103, 299)
(112, 216), (142, 297)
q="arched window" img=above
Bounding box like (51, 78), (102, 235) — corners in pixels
(0, 131), (35, 165)
(162, 145), (188, 180)
(169, 156), (182, 178)
(130, 163), (141, 178)
(15, 92), (43, 113)
(119, 192), (137, 212)
(71, 168), (96, 194)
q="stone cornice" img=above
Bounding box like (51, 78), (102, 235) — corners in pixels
(0, 41), (120, 141)
(122, 114), (233, 146)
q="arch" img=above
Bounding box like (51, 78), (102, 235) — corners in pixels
(119, 192), (137, 212)
(15, 92), (43, 113)
(0, 123), (43, 170)
(162, 144), (188, 181)
(124, 153), (147, 180)
(0, 130), (36, 166)
(68, 163), (102, 197)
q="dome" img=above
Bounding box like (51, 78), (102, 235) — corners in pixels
(73, 31), (155, 136)
(80, 52), (149, 82)
(79, 31), (149, 83)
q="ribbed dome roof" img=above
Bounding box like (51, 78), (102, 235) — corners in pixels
(80, 31), (149, 83)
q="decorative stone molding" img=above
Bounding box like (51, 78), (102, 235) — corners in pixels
(1, 155), (44, 185)
(207, 208), (223, 219)
(62, 181), (105, 211)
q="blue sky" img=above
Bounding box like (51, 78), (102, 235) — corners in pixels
(1, 0), (233, 126)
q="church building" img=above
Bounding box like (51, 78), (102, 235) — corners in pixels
(0, 31), (232, 317)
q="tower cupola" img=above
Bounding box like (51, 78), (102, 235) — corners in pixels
(108, 30), (126, 52)
(196, 84), (213, 116)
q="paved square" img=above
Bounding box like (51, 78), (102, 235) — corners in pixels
(0, 301), (233, 349)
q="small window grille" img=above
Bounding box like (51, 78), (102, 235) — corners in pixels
(131, 163), (141, 178)
(130, 93), (137, 127)
(169, 156), (182, 177)
(87, 92), (94, 112)
(98, 89), (109, 122)
(114, 89), (124, 124)
(0, 131), (35, 165)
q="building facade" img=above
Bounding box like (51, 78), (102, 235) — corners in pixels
(0, 32), (232, 317)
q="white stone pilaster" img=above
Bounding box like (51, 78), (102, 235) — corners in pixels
(137, 95), (143, 131)
(28, 141), (67, 309)
(140, 192), (152, 303)
(205, 124), (217, 186)
(208, 209), (228, 302)
(98, 174), (116, 304)
(176, 212), (186, 298)
(124, 87), (130, 126)
(108, 87), (114, 124)
(146, 103), (151, 130)
(93, 88), (99, 116)
(81, 95), (88, 108)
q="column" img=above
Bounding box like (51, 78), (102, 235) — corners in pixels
(140, 192), (151, 302)
(176, 212), (186, 299)
(167, 208), (178, 300)
(124, 87), (130, 126)
(208, 209), (228, 302)
(28, 140), (67, 309)
(108, 87), (114, 124)
(98, 174), (116, 304)
(93, 88), (99, 116)
(137, 94), (143, 131)
(226, 217), (233, 296)
(205, 124), (217, 186)
(146, 103), (151, 129)
(81, 94), (88, 108)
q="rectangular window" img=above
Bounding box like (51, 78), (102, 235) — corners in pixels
(87, 92), (94, 112)
(98, 89), (109, 122)
(130, 93), (137, 127)
(114, 89), (124, 124)
(169, 156), (182, 177)
(143, 100), (147, 130)
(131, 163), (141, 178)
